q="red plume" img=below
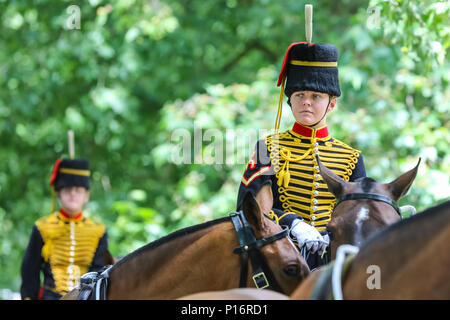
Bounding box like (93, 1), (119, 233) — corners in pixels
(49, 158), (62, 186)
(277, 42), (314, 87)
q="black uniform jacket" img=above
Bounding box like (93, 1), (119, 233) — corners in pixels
(237, 122), (366, 231)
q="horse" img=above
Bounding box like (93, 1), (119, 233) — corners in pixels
(291, 198), (450, 299)
(177, 199), (450, 300)
(317, 156), (421, 259)
(61, 192), (309, 299)
(176, 157), (423, 300)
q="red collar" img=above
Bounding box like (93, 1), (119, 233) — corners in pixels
(291, 122), (329, 138)
(58, 209), (83, 221)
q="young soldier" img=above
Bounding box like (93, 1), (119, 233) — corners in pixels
(21, 158), (110, 299)
(237, 42), (366, 270)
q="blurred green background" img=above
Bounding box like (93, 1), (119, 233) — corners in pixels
(0, 0), (449, 296)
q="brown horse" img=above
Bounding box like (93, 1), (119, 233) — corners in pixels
(62, 192), (309, 299)
(178, 199), (450, 300)
(292, 198), (450, 299)
(176, 158), (423, 300)
(318, 156), (421, 259)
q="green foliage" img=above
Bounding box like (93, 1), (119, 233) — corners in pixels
(0, 0), (448, 295)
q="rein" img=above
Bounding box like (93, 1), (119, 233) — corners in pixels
(77, 265), (112, 300)
(335, 193), (402, 217)
(308, 244), (358, 300)
(230, 211), (290, 293)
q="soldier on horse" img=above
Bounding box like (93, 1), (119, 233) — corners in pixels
(237, 40), (367, 270)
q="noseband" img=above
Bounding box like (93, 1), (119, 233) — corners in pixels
(334, 193), (402, 217)
(230, 211), (290, 293)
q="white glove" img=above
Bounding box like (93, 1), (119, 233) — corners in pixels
(290, 219), (326, 254)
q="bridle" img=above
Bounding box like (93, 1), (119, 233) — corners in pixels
(77, 211), (289, 300)
(323, 192), (402, 265)
(307, 193), (402, 300)
(230, 211), (290, 293)
(334, 193), (402, 217)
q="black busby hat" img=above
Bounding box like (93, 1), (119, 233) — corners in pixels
(50, 158), (90, 191)
(273, 5), (341, 133)
(278, 42), (341, 98)
(274, 42), (341, 133)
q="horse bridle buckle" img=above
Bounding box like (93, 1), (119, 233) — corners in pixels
(230, 210), (288, 293)
(252, 272), (269, 289)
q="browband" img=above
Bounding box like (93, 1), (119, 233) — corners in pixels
(334, 193), (401, 216)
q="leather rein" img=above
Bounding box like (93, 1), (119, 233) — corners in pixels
(230, 211), (290, 293)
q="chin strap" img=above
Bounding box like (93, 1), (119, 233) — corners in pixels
(303, 96), (332, 128)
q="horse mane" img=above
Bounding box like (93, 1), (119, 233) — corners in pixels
(360, 199), (450, 250)
(111, 216), (231, 270)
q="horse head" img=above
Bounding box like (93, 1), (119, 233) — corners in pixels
(239, 191), (310, 294)
(317, 156), (421, 258)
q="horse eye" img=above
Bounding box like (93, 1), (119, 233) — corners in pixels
(283, 264), (299, 277)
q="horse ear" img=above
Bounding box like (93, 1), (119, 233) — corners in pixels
(316, 155), (346, 199)
(242, 191), (264, 231)
(387, 158), (421, 201)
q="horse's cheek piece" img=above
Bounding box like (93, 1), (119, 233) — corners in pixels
(230, 211), (290, 293)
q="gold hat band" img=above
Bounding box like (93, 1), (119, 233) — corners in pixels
(59, 168), (90, 176)
(290, 60), (338, 67)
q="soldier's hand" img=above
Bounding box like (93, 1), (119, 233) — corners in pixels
(290, 219), (324, 254)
